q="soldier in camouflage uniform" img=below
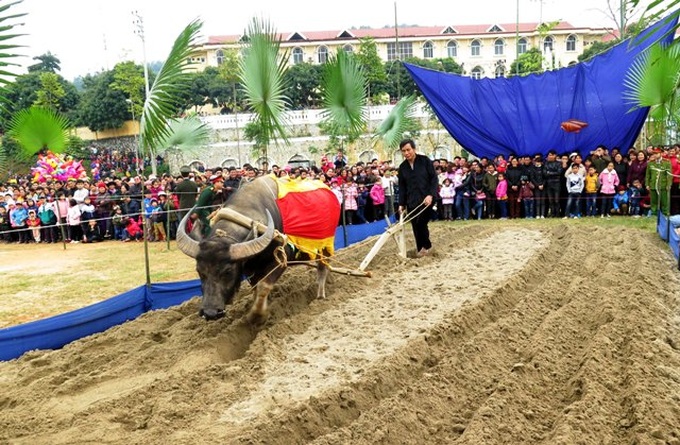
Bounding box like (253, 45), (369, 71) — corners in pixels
(645, 148), (672, 216)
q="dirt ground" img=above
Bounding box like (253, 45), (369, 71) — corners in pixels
(1, 221), (680, 444)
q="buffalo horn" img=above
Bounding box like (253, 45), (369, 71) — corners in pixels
(228, 209), (275, 260)
(176, 208), (201, 258)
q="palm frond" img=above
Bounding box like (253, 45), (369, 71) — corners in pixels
(140, 19), (203, 158)
(7, 106), (70, 156)
(157, 115), (210, 155)
(238, 17), (291, 148)
(0, 1), (26, 109)
(373, 94), (418, 150)
(624, 42), (680, 112)
(321, 49), (367, 139)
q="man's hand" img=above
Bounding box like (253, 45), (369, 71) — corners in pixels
(398, 205), (405, 214)
(423, 195), (433, 207)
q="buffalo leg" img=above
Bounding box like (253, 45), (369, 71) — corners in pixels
(316, 263), (329, 299)
(248, 266), (285, 323)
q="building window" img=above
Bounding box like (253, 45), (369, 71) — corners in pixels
(216, 49), (225, 65)
(566, 35), (577, 51)
(495, 65), (505, 78)
(343, 44), (353, 54)
(518, 38), (528, 54)
(292, 47), (304, 64)
(423, 41), (434, 58)
(543, 36), (554, 52)
(471, 66), (483, 79)
(317, 46), (328, 64)
(494, 38), (504, 56)
(471, 40), (481, 57)
(447, 41), (457, 58)
(387, 41), (413, 61)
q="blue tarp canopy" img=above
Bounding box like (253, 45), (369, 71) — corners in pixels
(405, 15), (678, 160)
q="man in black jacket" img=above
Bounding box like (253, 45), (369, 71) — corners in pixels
(544, 150), (563, 218)
(397, 138), (439, 257)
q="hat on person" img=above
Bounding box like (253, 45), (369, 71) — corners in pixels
(158, 191), (167, 197)
(651, 147), (662, 153)
(97, 182), (106, 188)
(569, 152), (578, 160)
(209, 174), (224, 184)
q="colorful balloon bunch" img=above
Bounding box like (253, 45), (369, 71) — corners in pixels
(31, 151), (87, 183)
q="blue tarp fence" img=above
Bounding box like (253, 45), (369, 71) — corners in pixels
(0, 217), (396, 361)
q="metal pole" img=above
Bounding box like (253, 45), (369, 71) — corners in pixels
(394, 1), (401, 99)
(516, 0), (520, 75)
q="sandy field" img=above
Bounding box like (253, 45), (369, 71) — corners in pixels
(1, 221), (680, 444)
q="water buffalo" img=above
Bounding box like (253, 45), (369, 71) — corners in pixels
(176, 175), (339, 322)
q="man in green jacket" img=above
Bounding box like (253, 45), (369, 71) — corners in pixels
(192, 174), (225, 236)
(645, 148), (672, 216)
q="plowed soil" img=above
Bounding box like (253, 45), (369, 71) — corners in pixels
(1, 222), (680, 445)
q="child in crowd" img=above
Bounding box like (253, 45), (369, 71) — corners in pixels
(565, 164), (584, 219)
(583, 166), (600, 217)
(111, 206), (126, 240)
(355, 183), (369, 224)
(0, 206), (10, 243)
(66, 198), (83, 243)
(598, 161), (620, 218)
(342, 178), (358, 225)
(26, 209), (41, 243)
(369, 178), (385, 221)
(83, 219), (103, 243)
(9, 202), (29, 243)
(439, 178), (455, 221)
(628, 179), (643, 217)
(123, 216), (143, 242)
(495, 173), (508, 219)
(519, 175), (535, 218)
(38, 196), (57, 243)
(149, 198), (166, 242)
(611, 185), (629, 215)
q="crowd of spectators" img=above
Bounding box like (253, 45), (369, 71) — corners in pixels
(1, 143), (678, 245)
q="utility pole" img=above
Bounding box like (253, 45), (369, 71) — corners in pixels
(516, 0), (520, 75)
(132, 10), (151, 99)
(394, 1), (401, 99)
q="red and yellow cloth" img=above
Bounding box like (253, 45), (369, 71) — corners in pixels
(275, 177), (340, 258)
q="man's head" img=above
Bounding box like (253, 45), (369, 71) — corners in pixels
(399, 139), (417, 163)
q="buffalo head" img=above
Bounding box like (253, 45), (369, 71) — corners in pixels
(176, 208), (275, 320)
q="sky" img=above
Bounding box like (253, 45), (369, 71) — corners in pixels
(16, 0), (653, 80)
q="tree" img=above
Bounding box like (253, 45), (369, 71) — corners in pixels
(578, 41), (618, 62)
(284, 62), (322, 109)
(356, 37), (388, 103)
(509, 48), (544, 76)
(77, 71), (129, 132)
(110, 61), (146, 120)
(27, 52), (61, 73)
(238, 17), (291, 165)
(34, 72), (65, 110)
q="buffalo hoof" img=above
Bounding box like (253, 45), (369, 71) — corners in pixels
(200, 308), (225, 320)
(247, 310), (269, 325)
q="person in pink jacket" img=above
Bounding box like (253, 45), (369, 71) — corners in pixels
(495, 173), (509, 219)
(598, 161), (620, 217)
(369, 178), (386, 220)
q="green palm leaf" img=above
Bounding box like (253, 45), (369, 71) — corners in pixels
(374, 94), (418, 150)
(321, 50), (367, 139)
(7, 106), (70, 156)
(239, 17), (291, 152)
(624, 42), (680, 122)
(0, 0), (27, 177)
(140, 19), (203, 161)
(157, 115), (210, 154)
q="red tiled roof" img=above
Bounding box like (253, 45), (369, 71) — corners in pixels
(206, 21), (586, 45)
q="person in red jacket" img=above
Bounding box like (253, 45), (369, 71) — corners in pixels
(123, 216), (143, 242)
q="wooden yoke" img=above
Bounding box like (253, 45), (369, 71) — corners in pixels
(212, 207), (371, 278)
